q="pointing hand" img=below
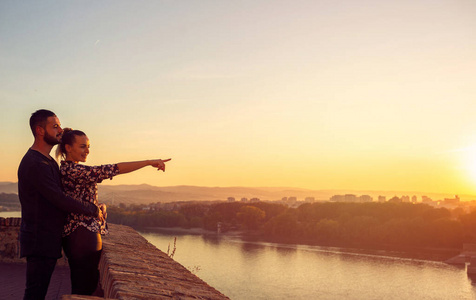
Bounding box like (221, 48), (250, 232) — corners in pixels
(150, 158), (171, 172)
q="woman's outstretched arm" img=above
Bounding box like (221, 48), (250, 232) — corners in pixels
(117, 159), (171, 174)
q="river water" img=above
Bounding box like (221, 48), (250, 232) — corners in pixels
(139, 228), (476, 300)
(3, 211), (475, 299)
(0, 211), (21, 218)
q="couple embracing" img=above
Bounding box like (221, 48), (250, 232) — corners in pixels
(18, 109), (171, 299)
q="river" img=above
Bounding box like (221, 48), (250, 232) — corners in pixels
(139, 228), (476, 300)
(3, 211), (476, 299)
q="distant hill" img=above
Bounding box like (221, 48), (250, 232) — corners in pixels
(97, 185), (305, 205)
(97, 184), (476, 205)
(0, 182), (18, 194)
(1, 182), (475, 205)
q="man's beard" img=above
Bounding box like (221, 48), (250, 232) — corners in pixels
(44, 131), (60, 146)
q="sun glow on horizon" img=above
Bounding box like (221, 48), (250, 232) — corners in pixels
(461, 148), (476, 188)
(1, 0), (476, 197)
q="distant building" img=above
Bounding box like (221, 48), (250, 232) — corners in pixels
(443, 195), (460, 205)
(411, 195), (418, 203)
(305, 197), (315, 203)
(250, 198), (260, 203)
(330, 194), (359, 203)
(388, 196), (401, 203)
(359, 195), (373, 203)
(241, 197), (248, 203)
(378, 196), (386, 203)
(401, 195), (410, 203)
(422, 196), (433, 203)
(279, 197), (296, 206)
(227, 197), (235, 202)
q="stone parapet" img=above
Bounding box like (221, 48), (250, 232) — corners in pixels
(0, 217), (68, 265)
(0, 217), (21, 226)
(62, 296), (112, 300)
(1, 218), (228, 299)
(99, 223), (229, 299)
(0, 217), (24, 263)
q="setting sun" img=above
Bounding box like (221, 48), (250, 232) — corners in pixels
(1, 0), (476, 199)
(463, 147), (476, 184)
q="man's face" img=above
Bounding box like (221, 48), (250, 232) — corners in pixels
(42, 116), (63, 146)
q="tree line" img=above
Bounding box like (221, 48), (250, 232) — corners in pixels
(107, 201), (476, 251)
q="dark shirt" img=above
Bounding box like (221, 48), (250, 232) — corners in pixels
(18, 149), (99, 258)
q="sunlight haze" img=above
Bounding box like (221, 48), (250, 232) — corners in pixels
(1, 0), (476, 196)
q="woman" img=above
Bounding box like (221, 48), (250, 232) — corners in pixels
(56, 128), (170, 295)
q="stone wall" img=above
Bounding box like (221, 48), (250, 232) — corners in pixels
(0, 217), (23, 263)
(98, 223), (229, 299)
(1, 218), (229, 299)
(0, 217), (68, 266)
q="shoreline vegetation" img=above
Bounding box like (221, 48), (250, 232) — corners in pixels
(109, 201), (474, 263)
(1, 201), (467, 262)
(139, 226), (461, 262)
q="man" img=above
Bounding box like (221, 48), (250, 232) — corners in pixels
(18, 109), (102, 300)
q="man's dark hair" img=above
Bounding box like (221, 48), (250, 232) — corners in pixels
(30, 109), (56, 137)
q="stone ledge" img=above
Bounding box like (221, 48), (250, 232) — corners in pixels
(62, 296), (112, 300)
(0, 218), (24, 263)
(0, 217), (21, 226)
(1, 218), (228, 299)
(99, 224), (229, 299)
(0, 217), (68, 266)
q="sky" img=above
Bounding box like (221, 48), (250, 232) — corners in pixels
(1, 0), (476, 196)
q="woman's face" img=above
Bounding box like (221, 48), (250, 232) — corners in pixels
(66, 134), (90, 163)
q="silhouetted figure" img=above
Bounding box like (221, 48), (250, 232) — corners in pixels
(56, 128), (170, 295)
(18, 110), (101, 300)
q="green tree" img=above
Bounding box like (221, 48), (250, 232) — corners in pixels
(264, 210), (299, 239)
(313, 219), (340, 244)
(236, 206), (266, 230)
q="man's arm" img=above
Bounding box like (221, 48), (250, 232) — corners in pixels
(32, 160), (99, 217)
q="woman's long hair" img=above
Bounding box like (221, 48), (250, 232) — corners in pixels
(56, 128), (87, 161)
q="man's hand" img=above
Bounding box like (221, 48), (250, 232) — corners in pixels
(99, 203), (107, 220)
(98, 203), (107, 223)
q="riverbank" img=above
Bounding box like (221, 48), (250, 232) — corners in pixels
(136, 226), (462, 262)
(1, 212), (462, 262)
(139, 226), (476, 300)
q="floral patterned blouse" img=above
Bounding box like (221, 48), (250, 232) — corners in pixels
(60, 161), (119, 237)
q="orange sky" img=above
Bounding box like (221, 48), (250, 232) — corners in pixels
(1, 0), (476, 196)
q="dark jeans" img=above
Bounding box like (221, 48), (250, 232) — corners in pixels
(62, 226), (102, 295)
(24, 256), (57, 300)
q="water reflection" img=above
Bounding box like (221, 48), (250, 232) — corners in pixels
(139, 229), (476, 300)
(201, 234), (222, 246)
(0, 211), (21, 218)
